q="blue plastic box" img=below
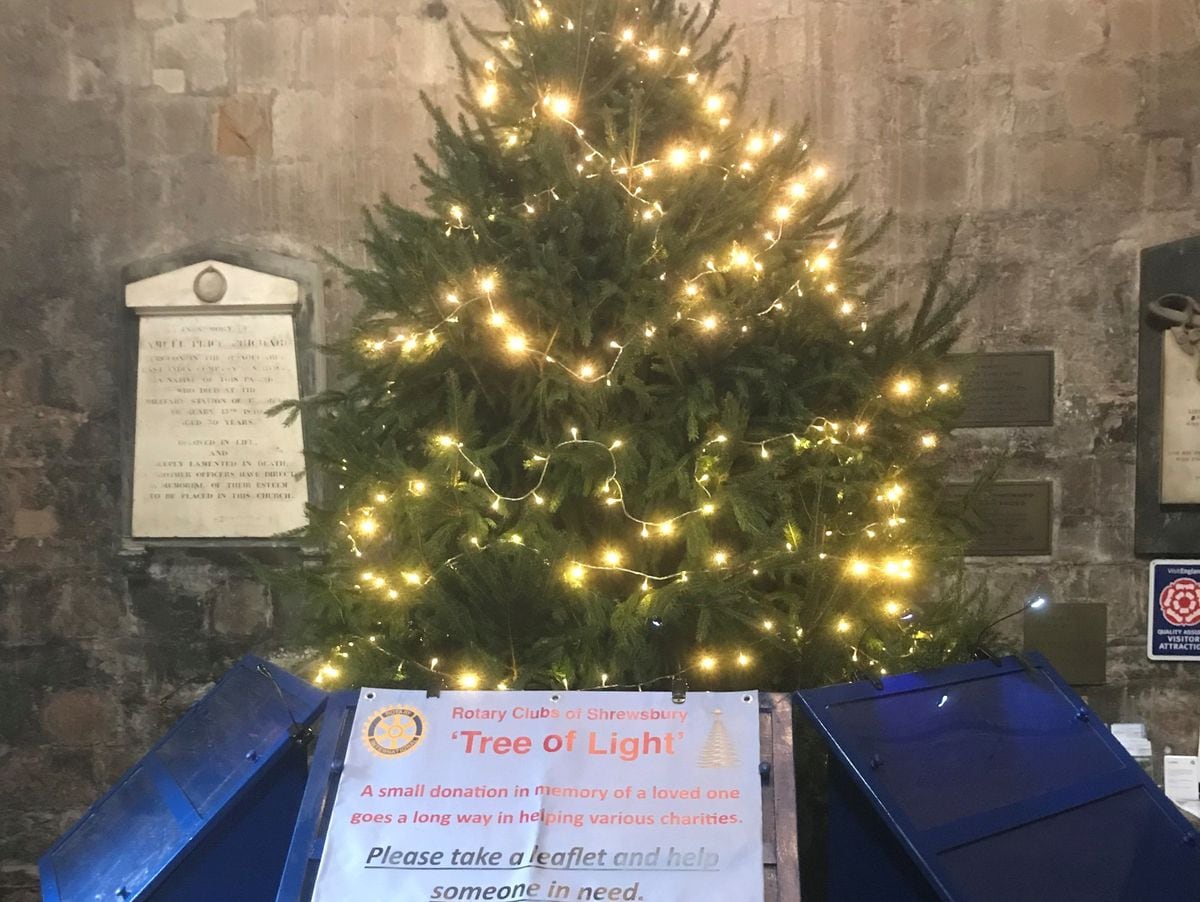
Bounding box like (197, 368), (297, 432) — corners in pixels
(39, 655), (326, 901)
(797, 653), (1200, 901)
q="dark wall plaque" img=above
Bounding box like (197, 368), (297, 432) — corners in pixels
(1024, 603), (1108, 686)
(949, 351), (1055, 428)
(1136, 235), (1200, 556)
(946, 480), (1054, 556)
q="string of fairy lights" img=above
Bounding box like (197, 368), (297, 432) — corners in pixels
(314, 1), (959, 689)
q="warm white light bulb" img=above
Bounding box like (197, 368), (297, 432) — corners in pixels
(544, 94), (573, 118)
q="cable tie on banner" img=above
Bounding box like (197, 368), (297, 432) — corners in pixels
(671, 676), (688, 704)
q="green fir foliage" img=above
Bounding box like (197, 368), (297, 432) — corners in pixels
(285, 0), (991, 693)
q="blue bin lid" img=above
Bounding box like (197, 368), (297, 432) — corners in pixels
(39, 656), (326, 901)
(797, 653), (1200, 901)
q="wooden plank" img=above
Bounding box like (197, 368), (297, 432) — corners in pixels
(759, 693), (800, 901)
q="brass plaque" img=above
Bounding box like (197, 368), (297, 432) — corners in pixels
(1024, 603), (1108, 686)
(946, 480), (1053, 556)
(950, 351), (1055, 428)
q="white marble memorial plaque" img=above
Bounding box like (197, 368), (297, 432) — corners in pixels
(128, 260), (308, 538)
(1160, 334), (1200, 504)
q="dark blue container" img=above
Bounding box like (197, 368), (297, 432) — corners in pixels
(275, 690), (359, 902)
(797, 653), (1200, 902)
(39, 655), (326, 901)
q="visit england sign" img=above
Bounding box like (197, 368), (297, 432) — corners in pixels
(308, 689), (765, 901)
(1149, 560), (1200, 661)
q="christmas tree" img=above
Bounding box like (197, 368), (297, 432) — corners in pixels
(698, 709), (740, 769)
(289, 0), (987, 694)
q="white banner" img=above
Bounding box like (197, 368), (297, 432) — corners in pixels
(310, 689), (765, 902)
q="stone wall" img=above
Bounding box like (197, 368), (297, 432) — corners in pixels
(2, 0), (1200, 896)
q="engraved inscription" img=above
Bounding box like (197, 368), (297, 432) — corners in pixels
(952, 352), (1054, 428)
(1160, 334), (1200, 504)
(131, 314), (307, 538)
(946, 481), (1053, 556)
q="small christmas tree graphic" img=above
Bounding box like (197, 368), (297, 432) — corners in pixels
(698, 708), (740, 769)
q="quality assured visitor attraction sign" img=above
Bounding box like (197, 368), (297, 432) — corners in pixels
(1149, 560), (1200, 661)
(308, 689), (764, 901)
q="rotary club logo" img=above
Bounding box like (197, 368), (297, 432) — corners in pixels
(362, 705), (426, 757)
(1160, 577), (1200, 627)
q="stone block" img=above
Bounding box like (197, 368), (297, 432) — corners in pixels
(722, 0), (801, 22)
(828, 3), (894, 74)
(974, 137), (1017, 209)
(1014, 0), (1104, 61)
(50, 0), (133, 26)
(41, 688), (118, 746)
(134, 0), (178, 20)
(1058, 458), (1097, 517)
(128, 571), (208, 633)
(1147, 136), (1191, 208)
(297, 16), (399, 89)
(393, 17), (457, 87)
(1018, 139), (1103, 204)
(732, 18), (807, 81)
(0, 25), (69, 98)
(2, 98), (123, 167)
(1064, 64), (1140, 129)
(0, 746), (98, 810)
(214, 93), (272, 157)
(232, 16), (300, 89)
(1094, 136), (1151, 210)
(899, 1), (973, 70)
(970, 0), (1019, 62)
(154, 20), (227, 91)
(182, 0), (255, 18)
(50, 575), (127, 639)
(13, 508), (58, 539)
(1109, 0), (1200, 57)
(1140, 48), (1200, 135)
(0, 571), (55, 645)
(128, 94), (211, 159)
(264, 0), (339, 13)
(888, 139), (969, 212)
(1092, 564), (1146, 640)
(69, 25), (154, 97)
(34, 348), (118, 417)
(212, 579), (272, 635)
(272, 88), (327, 160)
(153, 67), (186, 92)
